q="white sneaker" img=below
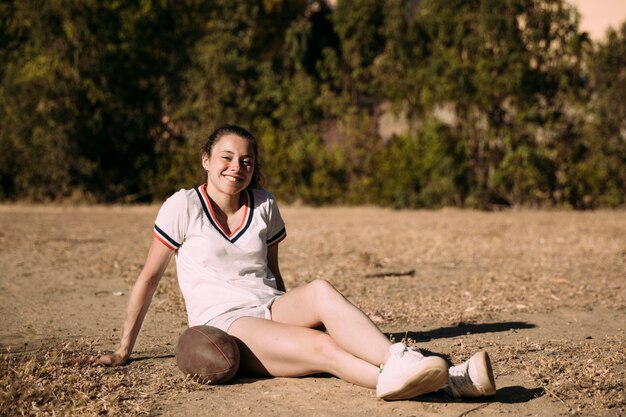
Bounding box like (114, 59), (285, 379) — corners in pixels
(376, 343), (449, 400)
(445, 351), (496, 398)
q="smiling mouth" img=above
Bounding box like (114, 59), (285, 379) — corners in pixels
(222, 174), (243, 183)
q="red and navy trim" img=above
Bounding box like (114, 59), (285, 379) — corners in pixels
(153, 224), (181, 251)
(195, 185), (254, 244)
(267, 227), (286, 247)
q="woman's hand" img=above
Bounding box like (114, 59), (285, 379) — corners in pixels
(92, 351), (128, 367)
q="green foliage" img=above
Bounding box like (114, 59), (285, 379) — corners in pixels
(374, 120), (467, 208)
(494, 141), (557, 205)
(0, 0), (623, 208)
(257, 125), (346, 205)
(0, 0), (207, 201)
(574, 22), (626, 208)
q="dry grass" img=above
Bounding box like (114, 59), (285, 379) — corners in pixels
(519, 336), (626, 414)
(440, 336), (626, 416)
(2, 336), (623, 416)
(0, 341), (210, 416)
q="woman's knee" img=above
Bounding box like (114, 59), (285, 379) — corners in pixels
(307, 279), (341, 301)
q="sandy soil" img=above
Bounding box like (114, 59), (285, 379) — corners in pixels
(0, 204), (624, 416)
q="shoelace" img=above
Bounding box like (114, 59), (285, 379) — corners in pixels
(402, 346), (424, 359)
(380, 345), (424, 373)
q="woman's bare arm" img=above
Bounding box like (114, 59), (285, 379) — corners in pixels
(267, 243), (286, 292)
(93, 237), (174, 366)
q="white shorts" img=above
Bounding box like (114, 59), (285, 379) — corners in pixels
(204, 296), (281, 333)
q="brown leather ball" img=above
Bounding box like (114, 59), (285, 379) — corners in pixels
(175, 325), (240, 384)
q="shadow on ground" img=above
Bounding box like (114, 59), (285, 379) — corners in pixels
(129, 353), (175, 364)
(388, 321), (536, 343)
(411, 386), (544, 404)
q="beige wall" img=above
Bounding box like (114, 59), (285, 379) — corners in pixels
(568, 0), (625, 40)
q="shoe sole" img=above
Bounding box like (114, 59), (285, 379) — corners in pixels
(378, 356), (448, 401)
(468, 351), (496, 397)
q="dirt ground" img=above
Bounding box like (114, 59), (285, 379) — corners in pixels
(0, 204), (624, 416)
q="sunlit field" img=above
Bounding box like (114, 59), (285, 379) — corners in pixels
(1, 205), (624, 416)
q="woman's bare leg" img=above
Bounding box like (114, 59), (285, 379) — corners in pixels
(227, 316), (379, 388)
(270, 279), (392, 366)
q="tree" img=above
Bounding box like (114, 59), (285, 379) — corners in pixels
(575, 22), (626, 207)
(0, 1), (208, 201)
(0, 0), (620, 208)
(375, 0), (588, 207)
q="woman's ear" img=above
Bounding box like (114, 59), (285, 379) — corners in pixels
(201, 153), (210, 171)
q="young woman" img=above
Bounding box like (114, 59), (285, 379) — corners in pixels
(94, 125), (496, 400)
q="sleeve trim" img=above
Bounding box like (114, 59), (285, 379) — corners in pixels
(153, 224), (180, 251)
(267, 227), (286, 247)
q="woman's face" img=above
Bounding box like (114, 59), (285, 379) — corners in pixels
(202, 134), (255, 198)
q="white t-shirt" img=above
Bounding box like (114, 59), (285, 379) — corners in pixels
(153, 185), (287, 327)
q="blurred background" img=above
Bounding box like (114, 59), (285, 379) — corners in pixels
(0, 0), (624, 209)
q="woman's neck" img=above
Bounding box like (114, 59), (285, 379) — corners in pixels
(205, 183), (244, 215)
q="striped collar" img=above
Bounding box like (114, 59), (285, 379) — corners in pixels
(195, 185), (254, 243)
